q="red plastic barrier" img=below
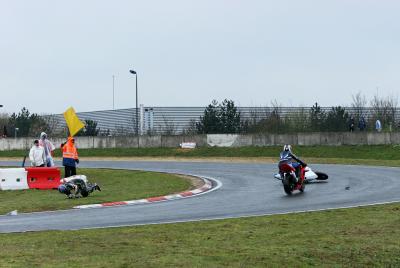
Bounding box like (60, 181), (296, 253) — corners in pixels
(25, 167), (61, 189)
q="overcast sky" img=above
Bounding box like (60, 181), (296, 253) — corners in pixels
(0, 0), (399, 114)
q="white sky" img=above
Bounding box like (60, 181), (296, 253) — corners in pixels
(0, 0), (399, 114)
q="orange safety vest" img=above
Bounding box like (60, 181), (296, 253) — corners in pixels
(62, 137), (78, 159)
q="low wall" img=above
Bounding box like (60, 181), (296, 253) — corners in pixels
(0, 132), (399, 151)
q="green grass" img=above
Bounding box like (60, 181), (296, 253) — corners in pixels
(0, 168), (191, 214)
(0, 203), (399, 267)
(2, 145), (400, 160)
(1, 149), (400, 266)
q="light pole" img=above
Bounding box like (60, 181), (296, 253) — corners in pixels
(14, 128), (19, 138)
(112, 75), (115, 110)
(129, 69), (139, 148)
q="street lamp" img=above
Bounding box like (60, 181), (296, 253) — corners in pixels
(15, 128), (19, 138)
(129, 69), (139, 148)
(112, 75), (115, 110)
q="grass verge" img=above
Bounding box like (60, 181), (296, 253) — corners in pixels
(0, 168), (192, 215)
(0, 203), (399, 267)
(1, 151), (399, 267)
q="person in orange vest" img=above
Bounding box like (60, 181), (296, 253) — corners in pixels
(61, 136), (79, 177)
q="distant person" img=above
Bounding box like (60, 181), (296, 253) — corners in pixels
(348, 116), (355, 132)
(29, 139), (46, 167)
(2, 126), (7, 138)
(375, 119), (382, 132)
(39, 132), (55, 167)
(358, 116), (366, 131)
(61, 137), (79, 177)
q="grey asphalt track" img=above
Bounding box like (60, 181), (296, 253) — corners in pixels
(0, 160), (399, 233)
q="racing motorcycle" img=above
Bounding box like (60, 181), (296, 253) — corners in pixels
(274, 163), (328, 195)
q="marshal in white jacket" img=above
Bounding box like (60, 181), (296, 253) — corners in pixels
(29, 145), (46, 167)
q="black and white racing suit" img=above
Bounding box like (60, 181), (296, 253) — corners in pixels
(62, 177), (99, 198)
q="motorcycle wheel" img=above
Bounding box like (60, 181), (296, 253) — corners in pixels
(315, 172), (329, 180)
(283, 174), (293, 195)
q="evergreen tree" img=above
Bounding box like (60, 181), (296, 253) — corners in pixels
(324, 106), (349, 131)
(310, 102), (325, 131)
(196, 100), (220, 134)
(220, 99), (241, 133)
(196, 99), (241, 134)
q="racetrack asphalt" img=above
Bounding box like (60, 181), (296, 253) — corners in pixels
(0, 160), (399, 233)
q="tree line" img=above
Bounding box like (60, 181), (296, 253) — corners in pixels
(194, 93), (399, 134)
(1, 92), (398, 137)
(0, 107), (100, 138)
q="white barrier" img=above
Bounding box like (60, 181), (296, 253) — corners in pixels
(0, 168), (29, 190)
(180, 142), (197, 149)
(207, 134), (238, 147)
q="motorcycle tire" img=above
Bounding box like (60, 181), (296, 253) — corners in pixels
(315, 172), (329, 180)
(283, 174), (293, 195)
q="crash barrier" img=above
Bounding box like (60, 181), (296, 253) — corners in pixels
(180, 142), (196, 149)
(25, 167), (61, 189)
(0, 168), (29, 190)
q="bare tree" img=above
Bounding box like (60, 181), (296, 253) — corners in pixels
(114, 124), (133, 136)
(39, 114), (61, 136)
(370, 93), (398, 130)
(351, 91), (367, 120)
(182, 119), (198, 135)
(160, 115), (177, 135)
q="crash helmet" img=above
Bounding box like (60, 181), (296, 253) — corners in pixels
(283, 144), (292, 152)
(58, 184), (69, 195)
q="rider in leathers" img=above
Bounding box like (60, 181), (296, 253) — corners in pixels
(58, 176), (101, 198)
(279, 144), (307, 183)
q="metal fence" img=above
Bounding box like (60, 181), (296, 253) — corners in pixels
(52, 106), (400, 135)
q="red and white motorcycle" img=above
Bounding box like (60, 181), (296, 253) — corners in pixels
(274, 164), (328, 194)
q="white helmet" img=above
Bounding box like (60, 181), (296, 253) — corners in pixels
(283, 144), (292, 152)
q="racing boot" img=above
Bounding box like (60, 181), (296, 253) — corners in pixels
(94, 183), (101, 191)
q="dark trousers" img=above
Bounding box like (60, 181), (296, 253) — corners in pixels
(64, 166), (76, 178)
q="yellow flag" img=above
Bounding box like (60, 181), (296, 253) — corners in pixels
(63, 107), (85, 137)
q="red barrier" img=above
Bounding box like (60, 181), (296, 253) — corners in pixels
(25, 167), (61, 189)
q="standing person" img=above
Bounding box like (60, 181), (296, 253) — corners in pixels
(358, 116), (366, 131)
(2, 126), (7, 138)
(39, 132), (55, 167)
(375, 119), (382, 132)
(348, 116), (355, 132)
(61, 137), (79, 177)
(29, 139), (46, 167)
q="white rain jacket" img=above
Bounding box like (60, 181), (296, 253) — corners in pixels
(29, 145), (46, 167)
(39, 132), (56, 166)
